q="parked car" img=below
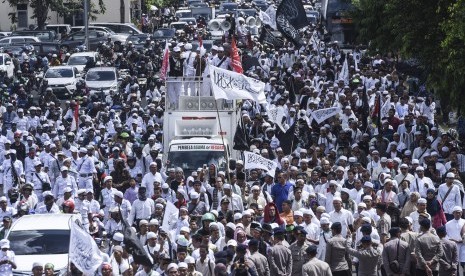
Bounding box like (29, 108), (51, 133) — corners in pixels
(153, 28), (176, 41)
(66, 52), (101, 73)
(170, 22), (188, 31)
(0, 36), (40, 47)
(73, 26), (129, 44)
(179, 17), (198, 25)
(42, 66), (81, 98)
(30, 42), (61, 57)
(126, 34), (150, 50)
(11, 30), (56, 41)
(90, 22), (143, 35)
(38, 24), (71, 39)
(85, 67), (119, 95)
(175, 9), (193, 18)
(7, 214), (82, 275)
(60, 30), (110, 51)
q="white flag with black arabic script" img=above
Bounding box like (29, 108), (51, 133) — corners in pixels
(69, 220), (103, 275)
(210, 66), (266, 103)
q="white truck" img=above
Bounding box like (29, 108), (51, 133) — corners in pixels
(162, 96), (239, 176)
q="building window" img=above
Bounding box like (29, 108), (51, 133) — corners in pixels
(17, 4), (28, 28)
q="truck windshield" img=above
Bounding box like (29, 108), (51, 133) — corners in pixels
(167, 150), (227, 175)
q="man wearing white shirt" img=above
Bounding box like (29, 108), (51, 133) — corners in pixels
(141, 162), (164, 199)
(439, 172), (462, 221)
(394, 164), (415, 188)
(349, 179), (364, 204)
(219, 184), (243, 213)
(329, 197), (354, 237)
(409, 198), (431, 232)
(410, 166), (433, 198)
(324, 181), (340, 213)
(375, 179), (399, 207)
(128, 187), (155, 227)
(445, 206), (465, 269)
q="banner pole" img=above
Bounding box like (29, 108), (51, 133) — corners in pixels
(214, 99), (231, 185)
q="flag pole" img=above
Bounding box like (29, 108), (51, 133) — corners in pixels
(214, 99), (231, 185)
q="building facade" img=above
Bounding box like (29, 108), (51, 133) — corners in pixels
(0, 0), (139, 31)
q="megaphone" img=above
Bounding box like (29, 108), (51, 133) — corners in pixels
(246, 16), (256, 27)
(221, 20), (231, 31)
(208, 19), (221, 31)
(256, 17), (262, 28)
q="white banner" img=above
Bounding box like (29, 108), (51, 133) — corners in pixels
(210, 66), (266, 103)
(267, 106), (285, 132)
(243, 151), (277, 176)
(162, 201), (179, 233)
(311, 107), (341, 124)
(265, 6), (277, 30)
(69, 221), (103, 275)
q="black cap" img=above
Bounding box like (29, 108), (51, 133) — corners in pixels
(294, 225), (308, 235)
(236, 244), (248, 252)
(419, 218), (431, 228)
(262, 224), (273, 234)
(388, 227), (401, 236)
(361, 236), (372, 243)
(360, 224), (372, 235)
(436, 226), (447, 235)
(248, 239), (260, 247)
(305, 244), (318, 255)
(274, 228), (285, 235)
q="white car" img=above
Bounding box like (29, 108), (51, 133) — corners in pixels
(42, 66), (81, 99)
(85, 66), (119, 95)
(66, 51), (101, 73)
(0, 53), (14, 78)
(0, 36), (40, 46)
(7, 214), (82, 275)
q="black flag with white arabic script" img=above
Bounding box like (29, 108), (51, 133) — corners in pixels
(120, 209), (153, 266)
(276, 0), (307, 47)
(259, 27), (285, 48)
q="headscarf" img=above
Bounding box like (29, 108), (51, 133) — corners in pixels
(400, 191), (420, 218)
(426, 189), (441, 216)
(263, 202), (284, 225)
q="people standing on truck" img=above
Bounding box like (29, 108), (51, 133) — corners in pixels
(183, 43), (197, 96)
(167, 47), (184, 109)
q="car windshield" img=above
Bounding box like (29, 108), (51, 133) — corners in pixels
(45, 68), (73, 78)
(68, 56), (91, 65)
(221, 4), (238, 11)
(153, 29), (175, 38)
(167, 149), (226, 175)
(127, 35), (148, 44)
(86, 70), (115, 81)
(9, 230), (70, 255)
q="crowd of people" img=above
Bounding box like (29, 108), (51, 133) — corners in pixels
(0, 1), (463, 276)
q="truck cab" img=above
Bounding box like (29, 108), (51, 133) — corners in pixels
(162, 96), (238, 176)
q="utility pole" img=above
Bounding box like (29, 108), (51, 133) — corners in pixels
(84, 0), (89, 50)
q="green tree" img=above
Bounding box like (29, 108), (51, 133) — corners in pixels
(351, 0), (465, 110)
(4, 0), (106, 30)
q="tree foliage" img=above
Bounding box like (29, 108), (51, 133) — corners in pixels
(351, 0), (465, 110)
(3, 0), (106, 29)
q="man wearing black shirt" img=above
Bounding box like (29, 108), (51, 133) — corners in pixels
(167, 46), (184, 109)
